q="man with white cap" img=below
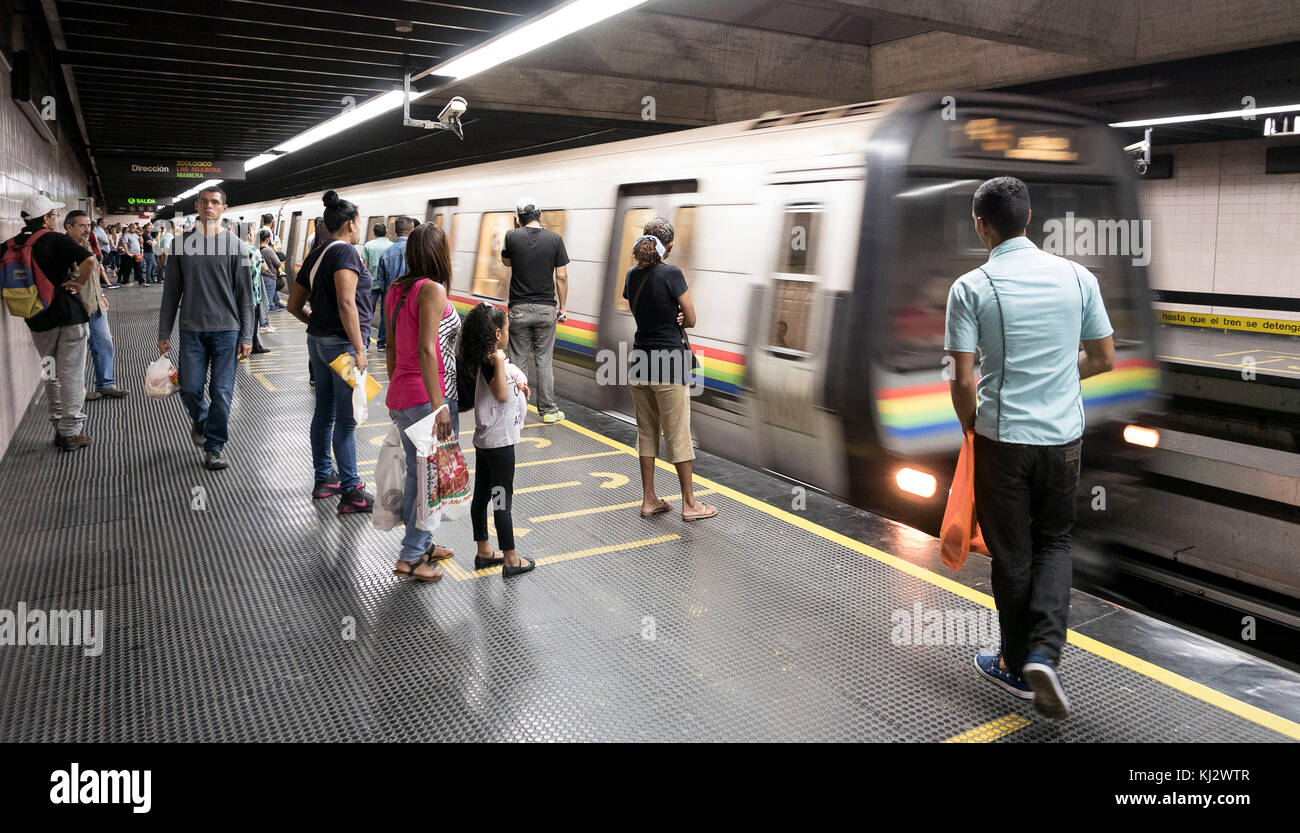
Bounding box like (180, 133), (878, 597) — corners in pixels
(8, 193), (98, 451)
(501, 195), (569, 423)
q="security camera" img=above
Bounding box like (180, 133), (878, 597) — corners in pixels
(438, 97), (468, 124)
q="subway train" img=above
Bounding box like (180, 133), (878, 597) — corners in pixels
(229, 91), (1160, 529)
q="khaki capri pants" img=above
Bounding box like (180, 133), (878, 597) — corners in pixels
(629, 382), (695, 463)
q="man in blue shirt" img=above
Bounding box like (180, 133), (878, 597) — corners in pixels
(372, 217), (413, 351)
(945, 176), (1115, 720)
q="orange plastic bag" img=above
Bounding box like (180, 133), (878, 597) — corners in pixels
(939, 431), (989, 570)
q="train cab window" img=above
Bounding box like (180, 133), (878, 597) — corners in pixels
(613, 207), (656, 312)
(472, 212), (515, 299)
(364, 216), (383, 242)
(886, 177), (1143, 371)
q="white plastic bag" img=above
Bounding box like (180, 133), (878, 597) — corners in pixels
(404, 407), (442, 532)
(352, 369), (369, 423)
(372, 426), (405, 532)
(145, 355), (178, 398)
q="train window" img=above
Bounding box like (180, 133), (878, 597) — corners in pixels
(302, 219), (316, 261)
(386, 216), (400, 241)
(432, 213), (445, 229)
(364, 216), (383, 242)
(672, 206), (695, 274)
(613, 207), (656, 312)
(768, 280), (815, 353)
(449, 213), (459, 251)
(472, 212), (514, 299)
(540, 210), (567, 243)
(777, 209), (820, 274)
(886, 177), (1143, 371)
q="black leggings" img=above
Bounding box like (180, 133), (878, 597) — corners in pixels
(472, 444), (516, 552)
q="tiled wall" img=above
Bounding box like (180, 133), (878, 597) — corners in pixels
(1140, 139), (1300, 320)
(1, 66), (91, 462)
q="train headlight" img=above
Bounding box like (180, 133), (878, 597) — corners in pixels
(895, 467), (938, 499)
(1123, 425), (1160, 448)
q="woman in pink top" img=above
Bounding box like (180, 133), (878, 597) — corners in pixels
(385, 223), (459, 582)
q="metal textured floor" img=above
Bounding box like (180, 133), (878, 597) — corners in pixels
(1, 289), (1297, 742)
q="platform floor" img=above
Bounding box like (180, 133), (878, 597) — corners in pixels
(1159, 326), (1300, 381)
(1, 289), (1298, 742)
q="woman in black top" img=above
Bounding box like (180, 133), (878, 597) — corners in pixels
(623, 217), (716, 522)
(287, 191), (375, 513)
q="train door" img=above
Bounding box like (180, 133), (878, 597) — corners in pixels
(597, 180), (699, 416)
(282, 211), (304, 283)
(749, 182), (852, 496)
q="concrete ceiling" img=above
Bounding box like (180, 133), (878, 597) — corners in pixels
(31, 0), (1300, 213)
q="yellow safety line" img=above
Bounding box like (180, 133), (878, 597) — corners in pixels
(458, 534), (679, 580)
(943, 713), (1031, 743)
(252, 372), (278, 393)
(516, 450), (624, 469)
(541, 407), (1300, 741)
(1158, 354), (1300, 377)
(529, 489), (716, 523)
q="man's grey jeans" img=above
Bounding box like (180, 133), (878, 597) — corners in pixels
(30, 323), (90, 437)
(507, 302), (559, 415)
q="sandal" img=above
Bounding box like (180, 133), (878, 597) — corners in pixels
(682, 502), (718, 522)
(640, 499), (672, 518)
(502, 556), (536, 578)
(392, 555), (443, 583)
(474, 551), (506, 570)
(425, 542), (455, 561)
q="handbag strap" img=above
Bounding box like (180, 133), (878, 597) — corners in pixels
(307, 239), (345, 289)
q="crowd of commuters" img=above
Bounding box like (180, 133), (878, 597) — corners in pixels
(8, 173), (1108, 718)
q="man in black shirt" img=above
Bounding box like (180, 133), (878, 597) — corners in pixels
(12, 194), (97, 451)
(501, 195), (569, 423)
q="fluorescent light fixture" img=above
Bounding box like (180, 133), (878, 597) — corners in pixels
(273, 90), (405, 155)
(432, 0), (650, 81)
(1110, 103), (1300, 128)
(235, 0), (649, 178)
(171, 179), (223, 203)
(244, 153), (279, 172)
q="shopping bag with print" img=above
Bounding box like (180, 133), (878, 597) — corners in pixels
(404, 409), (441, 532)
(373, 426), (405, 532)
(329, 352), (382, 400)
(432, 438), (472, 521)
(145, 355), (178, 398)
(939, 431), (990, 570)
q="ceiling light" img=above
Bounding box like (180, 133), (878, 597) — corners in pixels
(1110, 103), (1300, 128)
(432, 0), (649, 81)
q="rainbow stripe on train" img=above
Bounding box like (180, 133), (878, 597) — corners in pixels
(875, 358), (1160, 439)
(450, 294), (747, 398)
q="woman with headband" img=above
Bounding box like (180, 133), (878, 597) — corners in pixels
(622, 217), (717, 522)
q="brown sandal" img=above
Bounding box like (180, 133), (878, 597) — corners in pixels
(393, 554), (443, 583)
(682, 502), (718, 522)
(640, 499), (672, 518)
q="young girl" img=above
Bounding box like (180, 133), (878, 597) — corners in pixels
(458, 303), (535, 577)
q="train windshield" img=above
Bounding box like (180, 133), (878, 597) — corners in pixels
(885, 176), (1145, 372)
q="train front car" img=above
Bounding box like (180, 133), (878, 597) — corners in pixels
(833, 92), (1160, 531)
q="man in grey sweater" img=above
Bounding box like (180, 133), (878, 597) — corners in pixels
(157, 185), (253, 471)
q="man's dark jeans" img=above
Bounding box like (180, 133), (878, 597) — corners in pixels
(972, 433), (1081, 674)
(178, 330), (239, 454)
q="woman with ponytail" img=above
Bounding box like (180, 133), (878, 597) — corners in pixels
(287, 190), (376, 514)
(623, 217), (716, 522)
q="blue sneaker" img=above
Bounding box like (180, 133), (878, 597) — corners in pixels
(973, 650), (1033, 700)
(1022, 651), (1070, 719)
